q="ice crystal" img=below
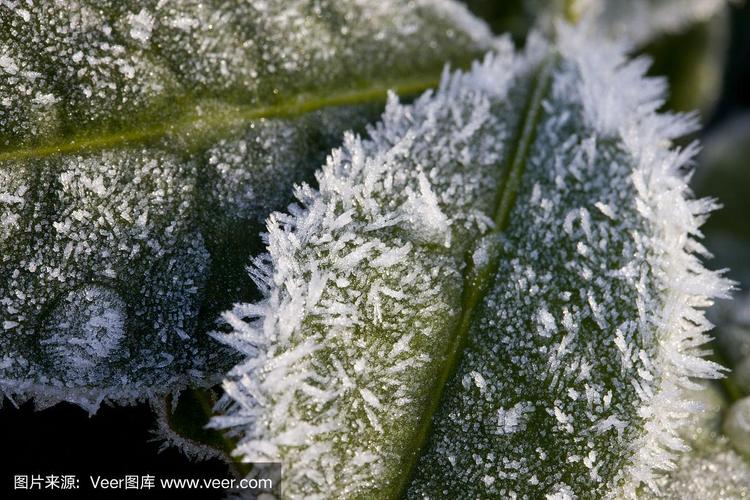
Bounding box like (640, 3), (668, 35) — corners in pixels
(210, 36), (540, 498)
(41, 285), (126, 385)
(213, 21), (731, 499)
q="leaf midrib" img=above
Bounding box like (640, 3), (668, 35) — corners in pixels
(393, 59), (554, 499)
(0, 74), (444, 163)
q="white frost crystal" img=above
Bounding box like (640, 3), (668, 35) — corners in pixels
(411, 24), (731, 498)
(127, 9), (155, 45)
(41, 286), (125, 384)
(213, 21), (732, 499)
(0, 1), (493, 409)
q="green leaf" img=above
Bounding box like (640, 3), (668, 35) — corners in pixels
(211, 23), (730, 499)
(0, 0), (495, 411)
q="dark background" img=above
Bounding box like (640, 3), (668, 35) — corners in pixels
(0, 402), (229, 499)
(711, 1), (750, 126)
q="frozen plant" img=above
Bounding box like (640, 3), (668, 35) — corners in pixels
(210, 18), (741, 499)
(2, 0), (749, 498)
(0, 0), (492, 411)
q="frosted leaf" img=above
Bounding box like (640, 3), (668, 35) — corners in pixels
(0, 0), (493, 147)
(210, 37), (536, 498)
(0, 148), (213, 411)
(493, 1), (729, 116)
(213, 22), (730, 499)
(0, 0), (493, 410)
(411, 23), (731, 498)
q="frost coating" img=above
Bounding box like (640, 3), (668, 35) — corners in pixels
(410, 25), (731, 498)
(41, 286), (126, 384)
(215, 23), (730, 499)
(0, 149), (212, 411)
(0, 109), (382, 412)
(0, 0), (492, 147)
(210, 39), (541, 498)
(0, 0), (491, 410)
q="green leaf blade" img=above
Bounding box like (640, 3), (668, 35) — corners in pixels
(408, 26), (733, 497)
(0, 0), (492, 150)
(213, 23), (731, 499)
(210, 39), (543, 497)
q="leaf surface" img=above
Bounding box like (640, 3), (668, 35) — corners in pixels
(212, 23), (730, 499)
(0, 0), (493, 410)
